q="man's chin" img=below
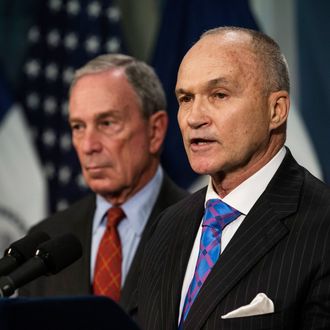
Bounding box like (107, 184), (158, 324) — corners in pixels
(190, 163), (213, 176)
(88, 180), (114, 194)
(88, 180), (123, 195)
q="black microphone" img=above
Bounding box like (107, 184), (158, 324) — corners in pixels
(0, 233), (82, 297)
(0, 231), (50, 276)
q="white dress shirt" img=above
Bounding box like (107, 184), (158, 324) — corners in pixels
(178, 147), (286, 322)
(91, 166), (163, 286)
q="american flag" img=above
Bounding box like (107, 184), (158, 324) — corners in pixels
(19, 0), (126, 213)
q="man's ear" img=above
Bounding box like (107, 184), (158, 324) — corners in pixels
(148, 110), (168, 154)
(268, 90), (290, 131)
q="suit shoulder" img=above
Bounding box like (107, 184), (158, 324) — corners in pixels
(157, 186), (206, 219)
(160, 174), (189, 201)
(302, 168), (330, 202)
(29, 194), (95, 235)
(150, 174), (190, 217)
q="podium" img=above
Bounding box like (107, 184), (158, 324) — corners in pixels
(0, 296), (140, 330)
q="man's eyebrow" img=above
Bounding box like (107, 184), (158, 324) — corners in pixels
(95, 110), (114, 120)
(175, 77), (231, 96)
(206, 77), (230, 88)
(69, 110), (114, 123)
(175, 88), (189, 96)
(68, 115), (80, 123)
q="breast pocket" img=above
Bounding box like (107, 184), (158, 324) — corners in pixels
(220, 311), (296, 330)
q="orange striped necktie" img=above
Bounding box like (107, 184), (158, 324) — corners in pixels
(93, 207), (125, 302)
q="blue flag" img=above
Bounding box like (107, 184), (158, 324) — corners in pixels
(152, 0), (259, 189)
(297, 0), (330, 184)
(18, 0), (126, 213)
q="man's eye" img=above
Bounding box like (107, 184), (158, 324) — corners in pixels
(101, 120), (112, 127)
(214, 92), (227, 99)
(71, 123), (83, 131)
(178, 95), (192, 103)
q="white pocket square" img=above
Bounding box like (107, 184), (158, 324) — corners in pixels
(221, 293), (274, 319)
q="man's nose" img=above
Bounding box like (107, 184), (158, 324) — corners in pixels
(187, 96), (210, 129)
(81, 128), (102, 154)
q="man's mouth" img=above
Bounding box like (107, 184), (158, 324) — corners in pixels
(190, 138), (215, 145)
(85, 165), (107, 171)
(189, 138), (216, 152)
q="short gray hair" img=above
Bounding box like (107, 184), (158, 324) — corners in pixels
(70, 54), (166, 118)
(201, 26), (290, 94)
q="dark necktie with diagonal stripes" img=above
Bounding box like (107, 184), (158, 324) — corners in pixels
(180, 199), (241, 325)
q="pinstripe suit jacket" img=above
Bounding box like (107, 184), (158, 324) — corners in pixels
(137, 150), (330, 330)
(18, 174), (187, 318)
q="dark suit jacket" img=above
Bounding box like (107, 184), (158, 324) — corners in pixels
(18, 174), (188, 317)
(137, 150), (330, 330)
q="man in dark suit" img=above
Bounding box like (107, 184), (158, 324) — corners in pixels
(137, 27), (330, 329)
(18, 54), (187, 317)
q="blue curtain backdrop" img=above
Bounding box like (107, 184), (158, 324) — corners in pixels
(152, 0), (259, 188)
(297, 0), (330, 184)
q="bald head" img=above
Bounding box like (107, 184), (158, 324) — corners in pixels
(176, 26), (290, 193)
(199, 27), (290, 95)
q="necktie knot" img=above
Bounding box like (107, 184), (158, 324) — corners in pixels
(107, 207), (125, 228)
(204, 199), (241, 231)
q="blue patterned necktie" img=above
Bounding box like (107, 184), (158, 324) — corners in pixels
(180, 199), (241, 324)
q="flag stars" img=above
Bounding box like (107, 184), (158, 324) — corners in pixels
(28, 26), (40, 43)
(66, 0), (80, 15)
(87, 1), (102, 18)
(62, 67), (74, 84)
(45, 63), (59, 81)
(85, 35), (100, 53)
(56, 199), (69, 211)
(44, 162), (56, 179)
(25, 60), (41, 78)
(76, 173), (88, 189)
(47, 29), (61, 47)
(59, 166), (71, 184)
(44, 97), (57, 114)
(60, 134), (72, 151)
(64, 33), (78, 50)
(26, 92), (40, 109)
(62, 100), (69, 117)
(105, 37), (120, 53)
(42, 129), (57, 147)
(49, 0), (62, 12)
(107, 6), (121, 22)
(21, 0), (125, 213)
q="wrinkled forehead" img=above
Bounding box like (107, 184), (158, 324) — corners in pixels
(182, 32), (256, 69)
(177, 33), (261, 89)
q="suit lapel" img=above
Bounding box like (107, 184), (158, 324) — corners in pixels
(184, 151), (304, 329)
(69, 194), (96, 294)
(119, 198), (160, 312)
(120, 174), (188, 315)
(160, 189), (206, 329)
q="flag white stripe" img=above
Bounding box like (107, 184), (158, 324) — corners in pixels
(0, 105), (47, 251)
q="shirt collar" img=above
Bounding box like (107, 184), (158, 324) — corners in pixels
(93, 166), (164, 236)
(205, 147), (286, 214)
